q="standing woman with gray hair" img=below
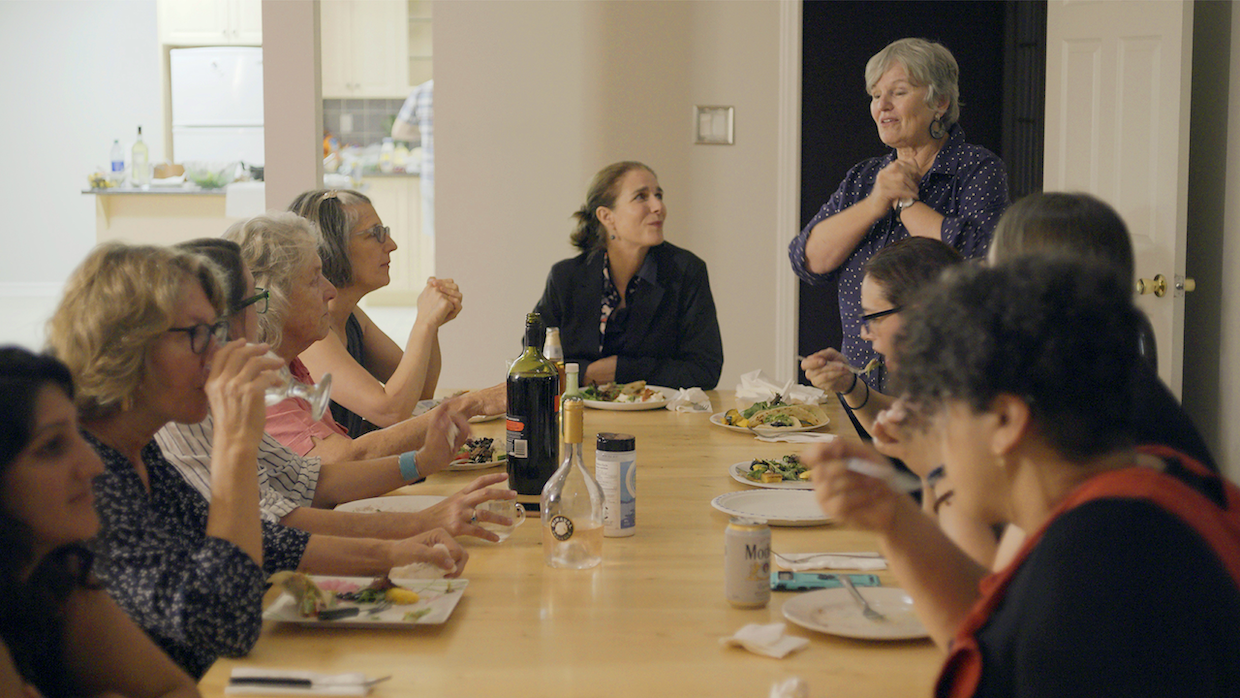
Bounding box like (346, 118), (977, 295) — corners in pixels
(790, 37), (1009, 392)
(532, 161), (723, 389)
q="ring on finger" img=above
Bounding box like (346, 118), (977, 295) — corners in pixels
(469, 511), (478, 525)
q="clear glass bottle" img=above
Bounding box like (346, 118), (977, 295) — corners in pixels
(541, 364), (604, 569)
(131, 126), (150, 188)
(507, 313), (560, 507)
(543, 327), (566, 399)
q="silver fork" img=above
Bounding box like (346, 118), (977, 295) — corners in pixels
(771, 551), (884, 567)
(366, 600), (392, 616)
(838, 573), (886, 622)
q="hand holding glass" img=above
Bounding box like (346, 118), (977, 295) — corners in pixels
(263, 351), (333, 421)
(477, 499), (526, 542)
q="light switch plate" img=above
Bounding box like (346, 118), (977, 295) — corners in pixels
(340, 113), (354, 134)
(694, 105), (734, 145)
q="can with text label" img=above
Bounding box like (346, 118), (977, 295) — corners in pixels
(595, 433), (636, 537)
(725, 517), (771, 608)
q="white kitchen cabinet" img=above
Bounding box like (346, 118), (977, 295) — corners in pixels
(321, 0), (410, 98)
(158, 0), (262, 46)
(361, 175), (432, 306)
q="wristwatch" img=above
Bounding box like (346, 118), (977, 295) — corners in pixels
(895, 197), (916, 221)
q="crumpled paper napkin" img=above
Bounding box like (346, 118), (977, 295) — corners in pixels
(720, 623), (810, 659)
(666, 387), (712, 412)
(769, 677), (810, 698)
(226, 669), (381, 696)
(736, 370), (825, 407)
(755, 433), (838, 444)
(775, 552), (888, 571)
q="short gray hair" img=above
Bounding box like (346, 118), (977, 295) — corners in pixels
(223, 212), (322, 350)
(865, 38), (961, 126)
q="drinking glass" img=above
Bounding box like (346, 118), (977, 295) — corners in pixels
(263, 351), (333, 421)
(478, 499), (526, 543)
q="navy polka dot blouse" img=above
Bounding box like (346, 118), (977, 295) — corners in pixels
(788, 124), (1009, 390)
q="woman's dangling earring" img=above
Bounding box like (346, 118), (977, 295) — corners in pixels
(929, 114), (948, 140)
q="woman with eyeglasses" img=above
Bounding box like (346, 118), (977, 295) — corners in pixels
(0, 346), (200, 697)
(801, 236), (962, 434)
(288, 189), (466, 438)
(44, 242), (291, 678)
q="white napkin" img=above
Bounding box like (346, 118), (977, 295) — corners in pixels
(769, 677), (810, 698)
(226, 669), (379, 696)
(720, 623), (809, 659)
(666, 387), (712, 412)
(755, 433), (838, 444)
(775, 552), (887, 571)
(736, 370), (825, 407)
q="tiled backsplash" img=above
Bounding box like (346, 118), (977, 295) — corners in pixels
(323, 98), (409, 148)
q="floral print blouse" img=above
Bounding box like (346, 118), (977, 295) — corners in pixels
(83, 431), (309, 679)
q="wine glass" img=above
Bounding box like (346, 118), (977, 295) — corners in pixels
(262, 352), (333, 421)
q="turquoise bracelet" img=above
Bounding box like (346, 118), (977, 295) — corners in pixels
(398, 450), (420, 481)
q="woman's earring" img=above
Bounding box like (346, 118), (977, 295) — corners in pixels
(929, 115), (947, 139)
(610, 234), (617, 240)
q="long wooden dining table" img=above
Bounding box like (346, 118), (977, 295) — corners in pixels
(199, 391), (943, 697)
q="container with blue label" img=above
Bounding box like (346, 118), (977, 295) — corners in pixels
(596, 433), (636, 537)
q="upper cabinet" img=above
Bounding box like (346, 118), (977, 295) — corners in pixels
(321, 0), (410, 98)
(158, 0), (262, 46)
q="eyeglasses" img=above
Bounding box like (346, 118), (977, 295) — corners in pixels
(236, 287), (269, 314)
(357, 224), (390, 245)
(166, 320), (229, 354)
(858, 306), (902, 330)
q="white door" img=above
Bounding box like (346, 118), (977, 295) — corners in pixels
(1044, 0), (1193, 396)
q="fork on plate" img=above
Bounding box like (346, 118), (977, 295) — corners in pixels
(838, 573), (887, 622)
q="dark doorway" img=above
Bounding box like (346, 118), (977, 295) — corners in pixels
(797, 0), (1045, 372)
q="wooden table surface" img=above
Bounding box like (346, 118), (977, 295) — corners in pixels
(199, 392), (942, 697)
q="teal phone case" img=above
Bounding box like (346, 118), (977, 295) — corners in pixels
(770, 571), (881, 591)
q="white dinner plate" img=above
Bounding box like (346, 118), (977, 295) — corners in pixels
(469, 413), (503, 423)
(710, 490), (831, 526)
(710, 412), (829, 434)
(582, 386), (676, 411)
(411, 396), (501, 422)
(335, 495), (445, 514)
(449, 456), (506, 472)
(264, 577), (469, 628)
(781, 587), (928, 640)
(729, 461), (814, 490)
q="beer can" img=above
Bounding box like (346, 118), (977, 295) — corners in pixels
(596, 433), (636, 537)
(724, 517), (771, 608)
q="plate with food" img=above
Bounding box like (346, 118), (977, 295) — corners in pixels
(710, 490), (831, 527)
(781, 587), (928, 640)
(264, 572), (468, 628)
(411, 394), (502, 423)
(711, 400), (830, 433)
(731, 455), (813, 490)
(450, 437), (507, 471)
(334, 495), (445, 514)
(580, 381), (674, 411)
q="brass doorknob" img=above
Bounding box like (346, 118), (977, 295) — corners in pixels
(1136, 274), (1167, 297)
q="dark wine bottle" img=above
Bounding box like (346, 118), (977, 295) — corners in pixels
(507, 313), (560, 509)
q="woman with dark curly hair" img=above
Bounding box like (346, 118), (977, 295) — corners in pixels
(0, 346), (197, 697)
(805, 256), (1240, 696)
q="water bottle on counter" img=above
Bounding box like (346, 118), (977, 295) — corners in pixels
(132, 126), (150, 188)
(379, 137), (395, 173)
(109, 140), (125, 180)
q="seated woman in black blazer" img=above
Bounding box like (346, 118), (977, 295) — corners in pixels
(532, 161), (723, 389)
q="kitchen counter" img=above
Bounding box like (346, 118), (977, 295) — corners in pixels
(82, 186), (226, 196)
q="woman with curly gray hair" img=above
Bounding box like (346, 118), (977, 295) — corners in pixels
(790, 37), (1009, 393)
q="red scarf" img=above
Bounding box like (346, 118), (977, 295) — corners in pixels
(935, 445), (1240, 698)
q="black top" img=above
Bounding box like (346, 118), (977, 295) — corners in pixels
(532, 242), (724, 389)
(970, 497), (1240, 698)
(330, 312), (380, 439)
(1131, 357), (1217, 472)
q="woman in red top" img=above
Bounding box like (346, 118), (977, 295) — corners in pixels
(805, 255), (1240, 697)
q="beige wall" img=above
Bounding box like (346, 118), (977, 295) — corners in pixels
(432, 0), (787, 393)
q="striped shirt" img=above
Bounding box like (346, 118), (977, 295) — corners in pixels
(156, 415), (322, 523)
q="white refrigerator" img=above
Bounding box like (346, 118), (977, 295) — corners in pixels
(170, 46), (265, 166)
